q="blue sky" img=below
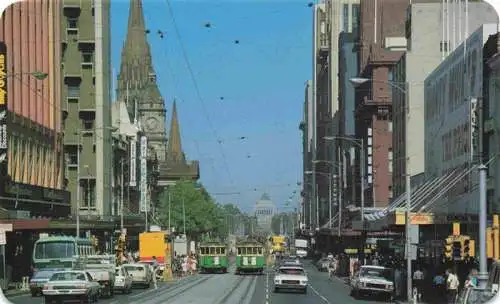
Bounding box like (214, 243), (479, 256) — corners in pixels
(111, 0), (312, 213)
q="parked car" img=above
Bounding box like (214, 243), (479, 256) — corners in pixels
(29, 269), (57, 297)
(114, 266), (133, 294)
(350, 265), (393, 300)
(42, 270), (101, 304)
(273, 265), (308, 294)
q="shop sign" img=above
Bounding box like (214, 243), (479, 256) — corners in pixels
(0, 42), (7, 178)
(411, 213), (434, 225)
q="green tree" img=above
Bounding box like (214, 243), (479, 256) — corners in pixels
(158, 180), (224, 241)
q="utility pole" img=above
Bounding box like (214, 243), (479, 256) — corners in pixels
(404, 81), (413, 302)
(478, 164), (488, 287)
(120, 159), (124, 231)
(76, 131), (80, 238)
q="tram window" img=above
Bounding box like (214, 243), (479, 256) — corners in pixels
(237, 248), (241, 255)
(209, 247), (216, 255)
(200, 247), (206, 255)
(257, 248), (262, 255)
(221, 248), (226, 254)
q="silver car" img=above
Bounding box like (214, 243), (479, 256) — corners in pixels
(43, 270), (100, 303)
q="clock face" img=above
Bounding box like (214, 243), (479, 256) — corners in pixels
(146, 117), (158, 131)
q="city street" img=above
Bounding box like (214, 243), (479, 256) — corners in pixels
(8, 261), (392, 304)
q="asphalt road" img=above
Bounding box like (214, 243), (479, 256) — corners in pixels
(8, 259), (393, 304)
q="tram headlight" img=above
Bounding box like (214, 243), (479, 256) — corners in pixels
(274, 279), (280, 284)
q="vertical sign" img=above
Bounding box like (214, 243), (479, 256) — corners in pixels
(0, 42), (7, 181)
(129, 139), (137, 187)
(140, 136), (148, 212)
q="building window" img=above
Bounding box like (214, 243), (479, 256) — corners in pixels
(440, 41), (449, 52)
(82, 180), (96, 209)
(352, 4), (360, 36)
(65, 145), (78, 166)
(343, 4), (349, 32)
(82, 52), (93, 64)
(67, 17), (78, 29)
(67, 84), (80, 99)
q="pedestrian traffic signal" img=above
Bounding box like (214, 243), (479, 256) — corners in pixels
(462, 236), (472, 258)
(445, 237), (453, 259)
(452, 241), (462, 260)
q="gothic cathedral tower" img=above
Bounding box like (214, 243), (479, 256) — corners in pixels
(116, 0), (167, 161)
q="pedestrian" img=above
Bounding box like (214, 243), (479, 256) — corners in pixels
(445, 269), (459, 304)
(182, 255), (188, 277)
(432, 271), (446, 303)
(413, 268), (424, 301)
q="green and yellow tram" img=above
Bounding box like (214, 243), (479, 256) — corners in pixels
(235, 240), (265, 275)
(198, 242), (229, 273)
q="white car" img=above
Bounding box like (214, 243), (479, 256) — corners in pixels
(114, 266), (132, 294)
(274, 265), (308, 294)
(350, 265), (394, 299)
(42, 270), (101, 304)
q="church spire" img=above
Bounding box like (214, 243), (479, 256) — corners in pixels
(116, 0), (156, 103)
(167, 100), (185, 164)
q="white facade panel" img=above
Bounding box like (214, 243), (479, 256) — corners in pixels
(424, 24), (496, 214)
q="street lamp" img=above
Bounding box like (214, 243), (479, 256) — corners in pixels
(349, 76), (412, 302)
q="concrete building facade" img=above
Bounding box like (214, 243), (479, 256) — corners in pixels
(300, 80), (313, 228)
(313, 0), (360, 228)
(354, 0), (408, 209)
(392, 1), (498, 198)
(424, 24), (497, 214)
(338, 31), (359, 214)
(61, 0), (114, 218)
(0, 0), (70, 219)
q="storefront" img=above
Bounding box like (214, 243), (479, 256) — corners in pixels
(0, 180), (71, 219)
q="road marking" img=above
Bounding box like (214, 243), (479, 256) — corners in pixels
(309, 284), (331, 304)
(265, 270), (270, 304)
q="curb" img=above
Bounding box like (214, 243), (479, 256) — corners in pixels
(5, 289), (30, 297)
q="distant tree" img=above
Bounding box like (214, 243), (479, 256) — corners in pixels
(157, 180), (224, 241)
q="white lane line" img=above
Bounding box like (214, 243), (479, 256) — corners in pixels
(309, 284), (331, 304)
(266, 270), (270, 304)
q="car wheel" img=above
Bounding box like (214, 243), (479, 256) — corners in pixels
(303, 288), (307, 294)
(274, 288), (279, 293)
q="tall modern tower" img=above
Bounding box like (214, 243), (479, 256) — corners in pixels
(116, 0), (168, 162)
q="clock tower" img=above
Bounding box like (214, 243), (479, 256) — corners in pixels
(116, 0), (167, 161)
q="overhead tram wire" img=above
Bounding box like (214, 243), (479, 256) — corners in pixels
(150, 30), (220, 179)
(164, 0), (235, 187)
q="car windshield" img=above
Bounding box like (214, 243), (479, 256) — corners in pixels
(50, 272), (86, 281)
(32, 271), (53, 279)
(360, 267), (392, 280)
(124, 266), (144, 272)
(34, 241), (76, 259)
(279, 268), (304, 275)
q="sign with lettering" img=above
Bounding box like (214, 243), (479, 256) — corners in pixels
(129, 139), (137, 187)
(0, 42), (7, 178)
(140, 136), (148, 213)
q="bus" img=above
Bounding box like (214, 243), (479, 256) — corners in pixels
(32, 236), (96, 273)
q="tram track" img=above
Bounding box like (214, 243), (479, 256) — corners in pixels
(149, 275), (214, 304)
(214, 276), (246, 304)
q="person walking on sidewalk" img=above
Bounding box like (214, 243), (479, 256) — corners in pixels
(413, 268), (424, 302)
(445, 269), (459, 304)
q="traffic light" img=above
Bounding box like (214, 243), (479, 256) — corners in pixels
(452, 241), (462, 261)
(462, 236), (471, 258)
(445, 237), (453, 259)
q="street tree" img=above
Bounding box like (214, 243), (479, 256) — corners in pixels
(158, 180), (224, 241)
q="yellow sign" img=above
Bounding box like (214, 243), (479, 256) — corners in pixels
(453, 222), (460, 236)
(0, 54), (5, 106)
(395, 211), (434, 225)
